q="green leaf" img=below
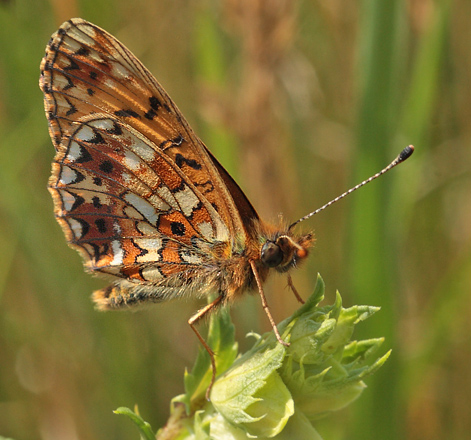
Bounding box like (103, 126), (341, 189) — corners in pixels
(114, 406), (155, 440)
(211, 341), (293, 438)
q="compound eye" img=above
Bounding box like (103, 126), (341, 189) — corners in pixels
(261, 241), (283, 267)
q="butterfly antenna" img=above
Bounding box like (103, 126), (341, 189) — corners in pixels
(288, 145), (414, 231)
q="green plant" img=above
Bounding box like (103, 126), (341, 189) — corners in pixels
(117, 275), (389, 439)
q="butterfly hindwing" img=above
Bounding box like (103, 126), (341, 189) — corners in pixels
(48, 113), (229, 280)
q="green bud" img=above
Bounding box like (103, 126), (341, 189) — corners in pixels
(277, 275), (390, 420)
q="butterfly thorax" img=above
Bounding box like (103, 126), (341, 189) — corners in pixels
(201, 224), (313, 303)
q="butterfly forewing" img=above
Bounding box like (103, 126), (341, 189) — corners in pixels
(41, 18), (249, 248)
(40, 18), (258, 295)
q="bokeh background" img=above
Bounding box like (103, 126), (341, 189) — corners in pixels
(1, 0), (470, 439)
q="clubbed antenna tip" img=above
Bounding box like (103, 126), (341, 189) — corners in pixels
(399, 145), (414, 162)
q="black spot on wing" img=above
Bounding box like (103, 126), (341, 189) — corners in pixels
(114, 109), (140, 119)
(105, 121), (123, 136)
(194, 180), (215, 194)
(63, 58), (79, 71)
(172, 135), (184, 146)
(143, 98), (161, 120)
(144, 109), (156, 120)
(87, 130), (105, 144)
(171, 222), (185, 236)
(159, 135), (185, 151)
(175, 153), (202, 170)
(61, 167), (85, 185)
(71, 144), (93, 164)
(149, 96), (161, 111)
(92, 196), (102, 208)
(69, 193), (85, 211)
(95, 218), (107, 234)
(71, 217), (90, 238)
(99, 161), (114, 174)
(76, 47), (90, 56)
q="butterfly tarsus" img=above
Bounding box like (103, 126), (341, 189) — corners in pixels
(188, 295), (224, 401)
(287, 274), (305, 304)
(250, 260), (290, 347)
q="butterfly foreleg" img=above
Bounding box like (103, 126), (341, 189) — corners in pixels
(188, 294), (224, 400)
(249, 260), (290, 347)
(287, 274), (305, 304)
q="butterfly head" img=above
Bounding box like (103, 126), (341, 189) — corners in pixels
(260, 232), (314, 273)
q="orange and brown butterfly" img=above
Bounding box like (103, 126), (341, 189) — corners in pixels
(40, 18), (413, 396)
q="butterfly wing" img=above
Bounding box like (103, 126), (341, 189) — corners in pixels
(40, 18), (255, 235)
(40, 18), (258, 305)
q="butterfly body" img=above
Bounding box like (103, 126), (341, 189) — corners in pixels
(91, 221), (312, 310)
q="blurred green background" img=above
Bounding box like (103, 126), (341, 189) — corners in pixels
(1, 0), (470, 439)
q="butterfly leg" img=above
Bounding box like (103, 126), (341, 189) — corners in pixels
(188, 294), (224, 400)
(249, 260), (290, 347)
(287, 274), (305, 304)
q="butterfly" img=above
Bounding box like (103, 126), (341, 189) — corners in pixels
(40, 18), (413, 396)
